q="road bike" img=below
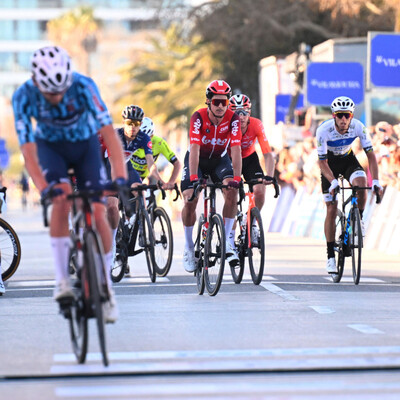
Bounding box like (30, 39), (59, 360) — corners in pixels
(43, 183), (129, 366)
(111, 183), (158, 283)
(331, 176), (381, 285)
(230, 177), (279, 285)
(146, 183), (180, 277)
(189, 177), (230, 296)
(0, 187), (22, 286)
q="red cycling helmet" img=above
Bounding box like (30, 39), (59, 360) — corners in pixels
(206, 79), (232, 99)
(229, 94), (251, 111)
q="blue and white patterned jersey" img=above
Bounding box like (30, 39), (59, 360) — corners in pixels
(12, 72), (112, 145)
(316, 118), (373, 160)
(114, 127), (153, 163)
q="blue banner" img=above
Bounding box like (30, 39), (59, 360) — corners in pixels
(275, 94), (304, 124)
(370, 34), (400, 88)
(306, 62), (364, 105)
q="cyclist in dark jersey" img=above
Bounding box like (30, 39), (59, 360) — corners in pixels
(12, 46), (127, 322)
(181, 79), (242, 272)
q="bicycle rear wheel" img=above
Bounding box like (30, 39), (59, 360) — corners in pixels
(248, 207), (265, 285)
(332, 209), (345, 283)
(195, 214), (205, 295)
(140, 210), (156, 282)
(230, 215), (245, 284)
(111, 218), (129, 283)
(204, 213), (225, 296)
(351, 208), (362, 285)
(0, 218), (22, 282)
(84, 230), (109, 367)
(152, 207), (173, 277)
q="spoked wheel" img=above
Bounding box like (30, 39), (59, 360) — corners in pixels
(230, 217), (245, 284)
(68, 296), (88, 364)
(0, 218), (22, 282)
(332, 209), (346, 283)
(195, 214), (205, 295)
(111, 218), (128, 283)
(204, 213), (226, 296)
(84, 230), (109, 367)
(247, 207), (265, 285)
(351, 208), (362, 285)
(140, 210), (156, 283)
(152, 207), (173, 277)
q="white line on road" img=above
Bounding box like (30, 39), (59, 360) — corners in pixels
(260, 282), (299, 301)
(309, 306), (335, 314)
(348, 324), (384, 334)
(323, 277), (385, 283)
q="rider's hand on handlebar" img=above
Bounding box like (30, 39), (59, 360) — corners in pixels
(263, 175), (274, 185)
(41, 185), (64, 201)
(227, 176), (241, 189)
(372, 179), (383, 196)
(113, 177), (128, 188)
(329, 179), (340, 195)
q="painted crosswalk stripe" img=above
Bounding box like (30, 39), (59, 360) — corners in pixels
(260, 282), (299, 301)
(348, 324), (384, 334)
(309, 306), (335, 314)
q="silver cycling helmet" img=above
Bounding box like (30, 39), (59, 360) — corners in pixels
(331, 96), (355, 113)
(31, 46), (73, 93)
(140, 117), (154, 137)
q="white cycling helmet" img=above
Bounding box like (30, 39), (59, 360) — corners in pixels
(331, 96), (355, 113)
(140, 117), (154, 137)
(31, 46), (73, 93)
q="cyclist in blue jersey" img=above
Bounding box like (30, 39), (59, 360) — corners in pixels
(12, 46), (127, 322)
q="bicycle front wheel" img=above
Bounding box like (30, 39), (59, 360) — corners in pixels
(204, 213), (225, 296)
(152, 207), (173, 277)
(111, 218), (129, 283)
(84, 230), (109, 367)
(247, 207), (265, 285)
(0, 218), (22, 282)
(332, 209), (345, 283)
(230, 215), (245, 284)
(351, 208), (362, 285)
(140, 210), (156, 282)
(195, 214), (205, 295)
(68, 296), (88, 364)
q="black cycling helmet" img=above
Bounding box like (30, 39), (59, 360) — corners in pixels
(122, 105), (144, 121)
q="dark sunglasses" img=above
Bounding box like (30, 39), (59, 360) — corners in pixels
(235, 109), (250, 116)
(125, 119), (142, 127)
(211, 98), (229, 107)
(334, 112), (352, 120)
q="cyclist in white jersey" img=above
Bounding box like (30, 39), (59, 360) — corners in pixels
(316, 96), (383, 274)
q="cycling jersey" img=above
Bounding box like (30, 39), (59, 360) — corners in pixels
(316, 118), (373, 160)
(12, 72), (111, 145)
(112, 127), (153, 163)
(131, 135), (177, 178)
(189, 108), (241, 158)
(241, 117), (271, 158)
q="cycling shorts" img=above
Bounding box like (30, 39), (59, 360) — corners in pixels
(180, 151), (233, 192)
(242, 152), (264, 182)
(36, 135), (107, 194)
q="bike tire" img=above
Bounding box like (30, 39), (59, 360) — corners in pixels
(230, 215), (245, 284)
(141, 210), (156, 283)
(68, 295), (88, 364)
(0, 218), (22, 282)
(84, 230), (109, 367)
(247, 207), (265, 285)
(152, 207), (173, 277)
(195, 214), (205, 295)
(351, 208), (362, 285)
(204, 213), (225, 296)
(332, 209), (346, 283)
(111, 217), (128, 283)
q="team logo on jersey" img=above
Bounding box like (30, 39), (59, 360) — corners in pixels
(206, 129), (210, 133)
(231, 120), (239, 136)
(202, 137), (228, 146)
(219, 124), (229, 133)
(193, 118), (201, 135)
(147, 141), (153, 149)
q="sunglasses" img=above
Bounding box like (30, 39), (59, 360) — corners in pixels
(211, 98), (229, 107)
(235, 109), (250, 116)
(334, 112), (352, 120)
(125, 119), (142, 127)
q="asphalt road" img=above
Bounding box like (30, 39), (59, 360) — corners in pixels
(1, 202), (400, 399)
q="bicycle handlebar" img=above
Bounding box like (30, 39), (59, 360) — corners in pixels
(187, 179), (230, 202)
(331, 184), (381, 204)
(237, 176), (280, 204)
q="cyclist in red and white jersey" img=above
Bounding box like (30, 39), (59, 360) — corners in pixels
(181, 80), (242, 272)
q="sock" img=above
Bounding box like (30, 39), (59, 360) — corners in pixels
(51, 237), (71, 284)
(229, 229), (235, 247)
(104, 251), (113, 288)
(184, 226), (194, 250)
(327, 241), (335, 259)
(224, 218), (234, 238)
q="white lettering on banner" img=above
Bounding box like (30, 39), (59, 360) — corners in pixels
(276, 106), (289, 114)
(193, 118), (201, 135)
(375, 55), (400, 68)
(202, 136), (228, 146)
(310, 79), (361, 89)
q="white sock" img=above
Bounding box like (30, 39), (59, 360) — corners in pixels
(51, 237), (71, 284)
(104, 251), (113, 288)
(229, 229), (235, 247)
(184, 226), (194, 250)
(224, 218), (234, 238)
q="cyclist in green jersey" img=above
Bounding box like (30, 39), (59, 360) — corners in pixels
(130, 117), (181, 189)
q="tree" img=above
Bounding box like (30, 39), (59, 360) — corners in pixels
(117, 24), (223, 129)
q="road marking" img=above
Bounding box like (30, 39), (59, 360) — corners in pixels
(309, 306), (335, 314)
(348, 324), (384, 334)
(323, 277), (385, 283)
(260, 282), (299, 301)
(7, 280), (55, 288)
(122, 277), (170, 283)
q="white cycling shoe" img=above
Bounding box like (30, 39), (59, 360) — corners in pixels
(326, 257), (337, 274)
